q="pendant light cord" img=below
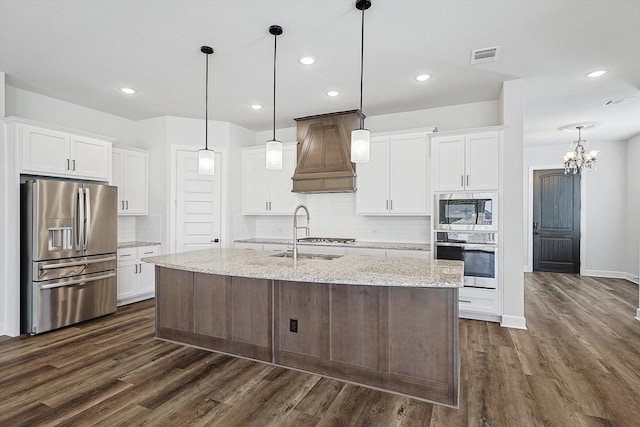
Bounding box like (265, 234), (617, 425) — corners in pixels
(205, 52), (209, 150)
(359, 5), (365, 130)
(273, 32), (278, 142)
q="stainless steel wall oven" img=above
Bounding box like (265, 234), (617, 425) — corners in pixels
(435, 231), (498, 289)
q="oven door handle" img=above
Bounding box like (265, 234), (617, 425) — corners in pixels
(463, 244), (496, 252)
(435, 242), (496, 249)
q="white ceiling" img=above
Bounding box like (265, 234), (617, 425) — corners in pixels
(1, 0), (638, 146)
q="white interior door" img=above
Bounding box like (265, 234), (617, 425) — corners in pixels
(176, 150), (222, 252)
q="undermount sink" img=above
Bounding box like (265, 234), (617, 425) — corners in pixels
(296, 237), (355, 244)
(271, 252), (343, 260)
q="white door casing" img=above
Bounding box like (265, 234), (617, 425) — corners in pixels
(175, 149), (222, 252)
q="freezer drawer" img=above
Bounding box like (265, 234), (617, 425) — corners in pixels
(22, 270), (117, 335)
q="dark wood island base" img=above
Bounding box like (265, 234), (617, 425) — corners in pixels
(155, 266), (460, 407)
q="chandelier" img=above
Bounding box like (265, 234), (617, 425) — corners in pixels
(563, 125), (599, 175)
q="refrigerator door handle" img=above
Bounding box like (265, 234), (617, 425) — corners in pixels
(76, 188), (85, 250)
(84, 188), (91, 250)
(39, 256), (117, 270)
(39, 272), (117, 290)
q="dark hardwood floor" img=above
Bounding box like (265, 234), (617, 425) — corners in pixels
(1, 273), (639, 426)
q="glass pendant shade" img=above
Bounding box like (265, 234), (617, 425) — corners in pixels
(198, 148), (215, 175)
(265, 140), (283, 170)
(351, 128), (370, 163)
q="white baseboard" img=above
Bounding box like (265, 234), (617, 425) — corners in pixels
(501, 315), (527, 329)
(117, 292), (154, 307)
(624, 273), (640, 285)
(0, 322), (20, 338)
(459, 311), (501, 323)
(584, 269), (640, 284)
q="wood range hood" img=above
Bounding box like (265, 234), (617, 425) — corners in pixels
(292, 110), (363, 193)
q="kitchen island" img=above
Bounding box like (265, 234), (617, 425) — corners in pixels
(143, 248), (463, 406)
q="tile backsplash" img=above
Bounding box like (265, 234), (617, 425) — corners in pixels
(117, 214), (162, 243)
(250, 193), (430, 243)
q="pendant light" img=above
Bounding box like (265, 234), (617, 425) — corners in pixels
(198, 45), (215, 175)
(265, 25), (283, 170)
(351, 0), (372, 163)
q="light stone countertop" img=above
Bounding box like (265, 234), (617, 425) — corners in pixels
(118, 241), (161, 249)
(143, 248), (462, 288)
(235, 238), (431, 251)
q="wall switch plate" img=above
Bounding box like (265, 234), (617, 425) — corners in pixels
(289, 318), (298, 333)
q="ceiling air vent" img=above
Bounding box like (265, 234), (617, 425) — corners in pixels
(471, 46), (500, 64)
(603, 97), (636, 106)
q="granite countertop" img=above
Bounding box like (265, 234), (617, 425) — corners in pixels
(235, 238), (431, 252)
(143, 248), (462, 288)
(118, 241), (161, 249)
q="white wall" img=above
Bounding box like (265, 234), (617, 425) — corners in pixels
(524, 139), (630, 278)
(626, 134), (640, 281)
(0, 71), (7, 335)
(132, 116), (255, 252)
(500, 79), (526, 329)
(5, 86), (136, 143)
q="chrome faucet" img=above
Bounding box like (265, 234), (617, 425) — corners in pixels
(292, 204), (310, 261)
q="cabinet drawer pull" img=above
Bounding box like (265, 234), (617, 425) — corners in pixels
(126, 200), (129, 210)
(459, 299), (472, 303)
(461, 175), (464, 186)
(66, 159), (70, 171)
(120, 254), (132, 257)
(72, 159), (76, 171)
(390, 200), (393, 210)
(466, 174), (469, 186)
(143, 251), (154, 255)
(134, 264), (138, 273)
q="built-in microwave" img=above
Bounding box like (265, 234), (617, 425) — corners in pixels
(434, 193), (498, 231)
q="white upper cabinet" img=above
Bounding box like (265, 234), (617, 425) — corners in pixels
(112, 148), (148, 215)
(356, 131), (430, 215)
(19, 123), (112, 181)
(431, 129), (501, 192)
(242, 144), (300, 215)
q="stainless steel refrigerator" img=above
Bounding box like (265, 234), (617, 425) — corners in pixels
(21, 179), (118, 334)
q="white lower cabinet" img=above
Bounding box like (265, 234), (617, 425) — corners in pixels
(117, 245), (159, 305)
(458, 287), (501, 320)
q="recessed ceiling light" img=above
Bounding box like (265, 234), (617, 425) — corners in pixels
(299, 56), (316, 65)
(326, 90), (340, 97)
(415, 74), (431, 82)
(120, 87), (136, 94)
(250, 104), (263, 110)
(586, 70), (608, 78)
